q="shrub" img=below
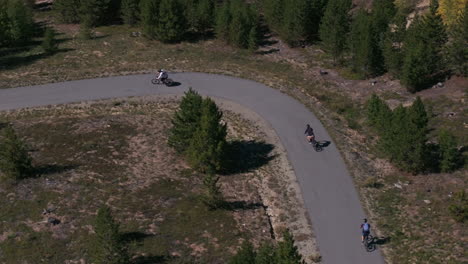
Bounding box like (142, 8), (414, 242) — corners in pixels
(229, 241), (256, 264)
(0, 125), (33, 182)
(201, 173), (223, 210)
(438, 130), (460, 172)
(91, 206), (128, 264)
(363, 177), (383, 188)
(42, 27), (58, 54)
(448, 190), (468, 223)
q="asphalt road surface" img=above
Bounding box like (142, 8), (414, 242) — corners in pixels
(0, 73), (385, 264)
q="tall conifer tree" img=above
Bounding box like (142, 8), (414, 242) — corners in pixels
(91, 206), (128, 264)
(54, 0), (81, 23)
(438, 130), (460, 172)
(445, 3), (467, 76)
(121, 0), (140, 25)
(215, 1), (231, 41)
(319, 0), (352, 63)
(156, 0), (187, 42)
(6, 0), (34, 44)
(229, 241), (256, 264)
(168, 88), (203, 154)
(349, 10), (382, 76)
(140, 0), (160, 39)
(0, 125), (33, 181)
(401, 0), (447, 92)
(276, 229), (305, 264)
(281, 0), (309, 46)
(187, 98), (227, 173)
(382, 8), (407, 76)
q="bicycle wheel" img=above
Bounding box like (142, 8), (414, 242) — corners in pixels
(165, 79), (174, 86)
(315, 144), (323, 152)
(364, 235), (375, 252)
(151, 78), (161, 85)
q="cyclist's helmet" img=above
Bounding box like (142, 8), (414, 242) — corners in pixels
(363, 218), (368, 222)
(158, 69), (162, 72)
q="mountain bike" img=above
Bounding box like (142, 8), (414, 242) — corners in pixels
(363, 233), (375, 252)
(151, 78), (174, 86)
(308, 138), (323, 152)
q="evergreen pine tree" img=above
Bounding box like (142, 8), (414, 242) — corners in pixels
(42, 27), (58, 54)
(263, 0), (284, 32)
(374, 100), (392, 134)
(54, 0), (81, 23)
(448, 190), (468, 223)
(140, 0), (160, 39)
(229, 241), (256, 264)
(306, 0), (328, 41)
(79, 20), (93, 39)
(121, 0), (140, 25)
(319, 0), (352, 63)
(79, 0), (112, 26)
(400, 36), (431, 92)
(248, 23), (259, 51)
(168, 88), (203, 154)
(214, 0), (231, 41)
(366, 94), (391, 129)
(6, 0), (34, 45)
(371, 0), (396, 40)
(408, 97), (428, 131)
(201, 173), (223, 209)
(187, 98), (227, 173)
(194, 0), (214, 34)
(91, 206), (128, 264)
(445, 3), (467, 76)
(380, 103), (428, 174)
(349, 10), (381, 77)
(228, 0), (252, 48)
(0, 125), (33, 182)
(280, 0), (309, 46)
(256, 242), (277, 264)
(156, 0), (186, 42)
(0, 1), (11, 47)
(382, 7), (408, 76)
(183, 0), (198, 31)
(438, 130), (460, 172)
(276, 229), (304, 264)
(401, 0), (447, 92)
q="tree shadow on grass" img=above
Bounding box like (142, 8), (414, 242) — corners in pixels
(221, 201), (265, 211)
(222, 140), (276, 175)
(184, 30), (215, 43)
(0, 48), (75, 71)
(121, 231), (155, 243)
(133, 255), (170, 264)
(34, 164), (78, 176)
(373, 236), (391, 245)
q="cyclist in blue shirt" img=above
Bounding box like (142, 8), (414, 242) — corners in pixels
(360, 218), (371, 242)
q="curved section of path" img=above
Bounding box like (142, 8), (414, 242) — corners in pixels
(0, 73), (384, 264)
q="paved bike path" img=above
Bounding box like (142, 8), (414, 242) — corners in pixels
(0, 73), (384, 264)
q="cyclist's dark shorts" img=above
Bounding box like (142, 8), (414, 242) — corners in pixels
(362, 230), (370, 236)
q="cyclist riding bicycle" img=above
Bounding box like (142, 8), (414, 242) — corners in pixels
(304, 124), (315, 144)
(360, 218), (371, 242)
(157, 69), (168, 83)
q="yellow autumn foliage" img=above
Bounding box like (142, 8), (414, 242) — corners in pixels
(438, 0), (467, 25)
